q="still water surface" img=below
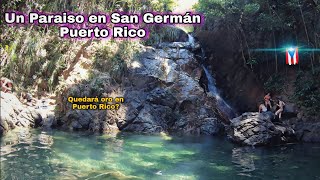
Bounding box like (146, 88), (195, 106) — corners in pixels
(1, 128), (320, 180)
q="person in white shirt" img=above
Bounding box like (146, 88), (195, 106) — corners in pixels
(259, 102), (268, 113)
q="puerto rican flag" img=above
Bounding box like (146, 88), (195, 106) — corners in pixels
(286, 48), (299, 65)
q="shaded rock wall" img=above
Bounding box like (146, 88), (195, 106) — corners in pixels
(290, 121), (320, 143)
(195, 20), (264, 113)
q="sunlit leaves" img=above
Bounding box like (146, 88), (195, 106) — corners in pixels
(244, 3), (260, 15)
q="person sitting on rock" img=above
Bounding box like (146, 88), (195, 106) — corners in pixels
(259, 102), (268, 113)
(20, 91), (35, 105)
(1, 77), (13, 93)
(275, 98), (285, 120)
(264, 93), (272, 111)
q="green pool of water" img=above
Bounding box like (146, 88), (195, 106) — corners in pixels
(1, 128), (320, 180)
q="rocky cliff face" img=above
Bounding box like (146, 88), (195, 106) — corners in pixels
(57, 42), (226, 135)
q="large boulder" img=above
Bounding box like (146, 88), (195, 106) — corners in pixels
(0, 93), (43, 135)
(227, 112), (296, 146)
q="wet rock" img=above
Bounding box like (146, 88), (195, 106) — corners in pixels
(64, 110), (93, 130)
(294, 122), (320, 143)
(228, 112), (296, 146)
(200, 118), (221, 135)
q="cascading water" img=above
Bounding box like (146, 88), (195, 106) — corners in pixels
(188, 34), (236, 119)
(188, 34), (195, 45)
(202, 65), (217, 94)
(202, 64), (236, 119)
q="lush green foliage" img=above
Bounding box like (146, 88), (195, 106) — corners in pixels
(92, 40), (141, 82)
(1, 0), (176, 13)
(195, 0), (320, 116)
(294, 68), (320, 116)
(195, 0), (320, 70)
(1, 0), (177, 93)
(1, 27), (73, 92)
(263, 74), (285, 94)
(144, 26), (183, 45)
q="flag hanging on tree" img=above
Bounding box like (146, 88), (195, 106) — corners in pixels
(286, 48), (299, 65)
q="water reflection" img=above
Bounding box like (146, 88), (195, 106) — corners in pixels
(37, 132), (54, 146)
(0, 129), (58, 180)
(232, 147), (256, 177)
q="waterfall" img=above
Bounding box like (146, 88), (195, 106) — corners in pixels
(202, 65), (236, 119)
(188, 34), (236, 119)
(202, 65), (217, 93)
(188, 34), (195, 46)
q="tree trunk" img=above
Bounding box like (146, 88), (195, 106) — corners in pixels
(299, 2), (315, 73)
(272, 31), (278, 73)
(267, 0), (278, 73)
(238, 11), (250, 67)
(315, 31), (320, 64)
